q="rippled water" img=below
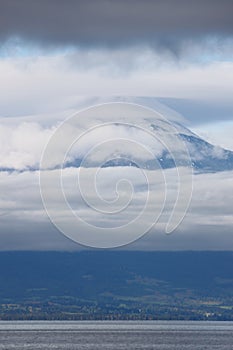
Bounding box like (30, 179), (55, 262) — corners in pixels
(0, 321), (232, 349)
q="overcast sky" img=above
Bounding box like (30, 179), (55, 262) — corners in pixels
(0, 1), (233, 250)
(1, 0), (233, 47)
(1, 1), (233, 119)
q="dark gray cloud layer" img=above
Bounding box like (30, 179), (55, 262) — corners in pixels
(1, 0), (233, 48)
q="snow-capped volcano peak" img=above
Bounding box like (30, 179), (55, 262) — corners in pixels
(1, 97), (233, 173)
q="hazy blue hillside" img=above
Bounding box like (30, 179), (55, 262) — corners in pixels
(0, 251), (233, 320)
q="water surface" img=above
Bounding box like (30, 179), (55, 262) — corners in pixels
(0, 321), (232, 349)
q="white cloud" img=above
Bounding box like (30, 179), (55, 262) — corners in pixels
(0, 122), (54, 169)
(0, 43), (233, 250)
(0, 48), (233, 117)
(0, 102), (190, 170)
(0, 166), (233, 250)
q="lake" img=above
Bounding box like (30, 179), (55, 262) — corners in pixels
(0, 321), (232, 349)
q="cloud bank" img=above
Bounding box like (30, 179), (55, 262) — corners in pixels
(0, 53), (233, 120)
(0, 167), (233, 250)
(0, 1), (233, 251)
(0, 102), (232, 250)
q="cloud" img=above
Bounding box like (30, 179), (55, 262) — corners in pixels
(0, 1), (232, 251)
(1, 1), (233, 51)
(1, 98), (233, 172)
(0, 111), (169, 170)
(0, 167), (233, 250)
(0, 52), (233, 119)
(0, 122), (54, 170)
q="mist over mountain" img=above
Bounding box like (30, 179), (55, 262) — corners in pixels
(1, 97), (233, 251)
(1, 97), (233, 174)
(66, 117), (233, 173)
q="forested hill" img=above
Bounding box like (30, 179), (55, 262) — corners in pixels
(0, 251), (233, 320)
